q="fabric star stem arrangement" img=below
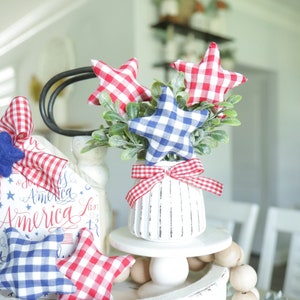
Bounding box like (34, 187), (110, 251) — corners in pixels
(82, 42), (247, 165)
(83, 77), (244, 165)
(83, 42), (247, 241)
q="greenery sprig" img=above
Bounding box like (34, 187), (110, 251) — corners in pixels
(81, 71), (242, 161)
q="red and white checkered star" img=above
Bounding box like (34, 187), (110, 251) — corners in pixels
(88, 58), (151, 114)
(58, 228), (135, 300)
(170, 42), (247, 106)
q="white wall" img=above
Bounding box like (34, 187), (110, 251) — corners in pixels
(226, 2), (300, 207)
(225, 1), (300, 256)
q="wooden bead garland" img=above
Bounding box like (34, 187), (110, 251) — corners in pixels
(199, 242), (259, 300)
(128, 241), (259, 300)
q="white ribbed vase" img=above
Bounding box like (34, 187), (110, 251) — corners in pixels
(128, 161), (206, 242)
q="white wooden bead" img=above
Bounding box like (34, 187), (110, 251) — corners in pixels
(230, 264), (258, 292)
(215, 242), (242, 267)
(232, 291), (258, 300)
(150, 257), (189, 286)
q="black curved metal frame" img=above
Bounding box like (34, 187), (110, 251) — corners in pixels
(39, 66), (97, 136)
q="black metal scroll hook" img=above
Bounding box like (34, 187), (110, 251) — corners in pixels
(39, 66), (97, 136)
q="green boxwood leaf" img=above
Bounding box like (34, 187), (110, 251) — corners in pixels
(114, 100), (121, 113)
(143, 104), (156, 116)
(223, 109), (238, 118)
(201, 136), (218, 148)
(170, 72), (185, 94)
(103, 111), (125, 122)
(109, 123), (127, 135)
(190, 129), (205, 145)
(217, 102), (234, 109)
(203, 118), (221, 129)
(199, 103), (215, 110)
(108, 135), (128, 147)
(176, 93), (188, 108)
(136, 102), (148, 116)
(151, 81), (163, 99)
(208, 130), (229, 143)
(81, 144), (96, 153)
(227, 94), (242, 105)
(123, 127), (140, 144)
(126, 102), (140, 120)
(80, 139), (107, 153)
(221, 118), (241, 126)
(99, 91), (114, 108)
(91, 129), (107, 141)
(192, 128), (205, 138)
(195, 143), (212, 155)
(121, 147), (140, 160)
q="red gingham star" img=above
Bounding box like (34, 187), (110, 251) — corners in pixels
(58, 228), (135, 300)
(170, 42), (247, 106)
(88, 58), (151, 114)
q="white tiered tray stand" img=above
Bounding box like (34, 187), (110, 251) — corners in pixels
(110, 226), (232, 299)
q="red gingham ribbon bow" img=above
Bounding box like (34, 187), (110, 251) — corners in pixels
(126, 158), (223, 207)
(0, 96), (67, 197)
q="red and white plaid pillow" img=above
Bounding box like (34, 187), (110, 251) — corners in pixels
(58, 228), (135, 300)
(88, 58), (151, 114)
(171, 42), (247, 106)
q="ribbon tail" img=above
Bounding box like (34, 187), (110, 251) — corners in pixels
(126, 174), (164, 207)
(14, 150), (68, 198)
(178, 176), (223, 196)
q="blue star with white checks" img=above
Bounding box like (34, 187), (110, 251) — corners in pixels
(0, 227), (75, 300)
(128, 86), (209, 165)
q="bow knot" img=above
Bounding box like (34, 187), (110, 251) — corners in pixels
(0, 96), (67, 197)
(126, 158), (223, 207)
(16, 132), (28, 141)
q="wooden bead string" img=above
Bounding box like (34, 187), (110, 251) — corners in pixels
(212, 241), (259, 300)
(127, 241), (259, 300)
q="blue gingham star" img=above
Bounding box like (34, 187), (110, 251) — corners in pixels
(0, 227), (75, 300)
(128, 86), (209, 165)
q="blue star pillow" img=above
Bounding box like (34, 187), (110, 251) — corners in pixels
(129, 86), (209, 165)
(0, 227), (76, 300)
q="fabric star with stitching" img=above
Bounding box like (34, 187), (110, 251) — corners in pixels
(88, 57), (151, 114)
(57, 227), (135, 300)
(128, 86), (209, 165)
(0, 227), (75, 300)
(0, 131), (24, 178)
(170, 42), (247, 106)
